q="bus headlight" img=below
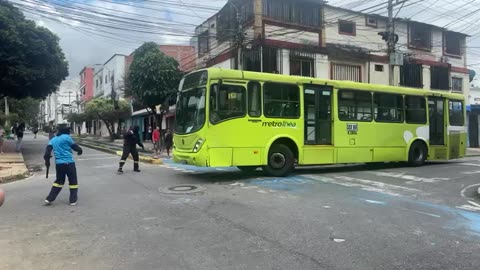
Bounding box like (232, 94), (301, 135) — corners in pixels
(193, 138), (205, 153)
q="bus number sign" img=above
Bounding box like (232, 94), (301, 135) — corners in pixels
(347, 123), (358, 135)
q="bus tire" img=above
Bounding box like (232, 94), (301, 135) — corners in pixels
(263, 144), (295, 177)
(408, 141), (427, 167)
(237, 166), (258, 173)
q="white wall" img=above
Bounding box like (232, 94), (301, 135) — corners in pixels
(264, 24), (319, 46)
(212, 59), (232, 69)
(470, 88), (480, 105)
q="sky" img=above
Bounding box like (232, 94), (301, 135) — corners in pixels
(11, 0), (480, 85)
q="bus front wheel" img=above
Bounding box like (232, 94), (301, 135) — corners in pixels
(263, 144), (295, 177)
(408, 141), (427, 166)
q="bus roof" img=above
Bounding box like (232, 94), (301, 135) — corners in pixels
(194, 68), (465, 100)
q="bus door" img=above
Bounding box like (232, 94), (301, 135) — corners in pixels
(428, 97), (445, 145)
(303, 85), (333, 145)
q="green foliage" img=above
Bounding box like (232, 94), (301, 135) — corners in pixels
(127, 42), (183, 110)
(0, 0), (69, 99)
(85, 98), (131, 140)
(0, 97), (40, 126)
(0, 113), (18, 127)
(65, 112), (90, 124)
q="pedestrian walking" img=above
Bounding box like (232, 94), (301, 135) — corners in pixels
(43, 126), (83, 206)
(152, 126), (161, 157)
(147, 126), (152, 142)
(15, 123), (25, 152)
(11, 123), (16, 140)
(0, 125), (5, 153)
(165, 128), (173, 157)
(33, 127), (38, 139)
(0, 188), (5, 207)
(117, 126), (144, 174)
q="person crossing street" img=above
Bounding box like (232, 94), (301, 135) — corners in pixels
(117, 126), (144, 174)
(44, 126), (83, 206)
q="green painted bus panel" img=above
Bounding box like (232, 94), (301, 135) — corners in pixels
(173, 68), (467, 168)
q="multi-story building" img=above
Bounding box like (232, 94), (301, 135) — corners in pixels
(192, 0), (470, 99)
(40, 80), (79, 127)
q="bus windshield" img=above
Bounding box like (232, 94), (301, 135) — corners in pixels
(175, 87), (206, 134)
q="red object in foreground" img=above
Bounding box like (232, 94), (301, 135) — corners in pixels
(0, 188), (5, 207)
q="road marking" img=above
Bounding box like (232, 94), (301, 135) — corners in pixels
(461, 170), (480, 175)
(412, 210), (441, 218)
(370, 171), (450, 183)
(458, 163), (480, 167)
(468, 200), (480, 208)
(460, 184), (480, 199)
(230, 182), (245, 187)
(364, 199), (386, 205)
(457, 205), (480, 212)
(77, 157), (118, 161)
(93, 164), (117, 168)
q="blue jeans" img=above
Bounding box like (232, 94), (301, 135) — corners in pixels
(15, 137), (22, 152)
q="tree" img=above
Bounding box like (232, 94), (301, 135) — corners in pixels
(84, 98), (131, 141)
(0, 97), (40, 127)
(126, 42), (183, 128)
(0, 0), (69, 99)
(65, 112), (90, 135)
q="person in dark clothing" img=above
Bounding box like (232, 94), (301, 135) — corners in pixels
(117, 126), (144, 174)
(33, 127), (38, 139)
(15, 123), (25, 152)
(44, 126), (83, 206)
(165, 128), (173, 157)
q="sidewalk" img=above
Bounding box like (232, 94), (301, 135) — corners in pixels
(467, 148), (480, 157)
(74, 136), (166, 164)
(0, 139), (29, 183)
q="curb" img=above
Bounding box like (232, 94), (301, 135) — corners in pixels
(0, 172), (30, 184)
(77, 142), (163, 165)
(77, 138), (156, 155)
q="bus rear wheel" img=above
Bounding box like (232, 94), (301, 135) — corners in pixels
(263, 144), (295, 177)
(408, 141), (427, 167)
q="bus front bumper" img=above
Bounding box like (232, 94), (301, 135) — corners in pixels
(173, 148), (209, 167)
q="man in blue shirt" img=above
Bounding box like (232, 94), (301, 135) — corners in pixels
(44, 126), (83, 206)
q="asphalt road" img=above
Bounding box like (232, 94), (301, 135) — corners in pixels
(1, 134), (480, 270)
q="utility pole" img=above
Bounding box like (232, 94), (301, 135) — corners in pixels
(231, 2), (243, 70)
(387, 0), (394, 86)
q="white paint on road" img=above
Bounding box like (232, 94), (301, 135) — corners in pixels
(77, 157), (118, 161)
(371, 171), (450, 183)
(457, 205), (480, 212)
(332, 238), (346, 243)
(458, 163), (480, 167)
(230, 182), (245, 187)
(364, 199), (386, 205)
(412, 210), (441, 218)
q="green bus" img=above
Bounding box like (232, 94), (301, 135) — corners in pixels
(173, 68), (466, 176)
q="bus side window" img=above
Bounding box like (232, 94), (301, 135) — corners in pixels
(338, 90), (372, 122)
(449, 100), (464, 126)
(248, 82), (262, 117)
(405, 96), (427, 124)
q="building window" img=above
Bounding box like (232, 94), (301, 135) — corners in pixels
(374, 65), (384, 72)
(262, 0), (321, 27)
(400, 63), (423, 88)
(338, 90), (372, 121)
(248, 82), (262, 117)
(449, 100), (464, 126)
(339, 20), (356, 36)
(409, 23), (432, 50)
(263, 47), (278, 73)
(331, 63), (362, 82)
(445, 31), (463, 56)
(405, 96), (427, 124)
(374, 93), (403, 122)
(431, 66), (450, 90)
(452, 77), (463, 92)
(198, 30), (209, 56)
(366, 16), (378, 28)
(263, 83), (300, 118)
(290, 59), (313, 77)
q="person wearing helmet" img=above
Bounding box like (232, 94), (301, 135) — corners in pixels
(117, 126), (144, 174)
(44, 126), (83, 206)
